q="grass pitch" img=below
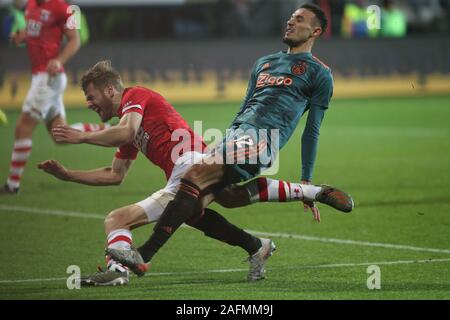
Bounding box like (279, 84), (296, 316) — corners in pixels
(0, 95), (449, 300)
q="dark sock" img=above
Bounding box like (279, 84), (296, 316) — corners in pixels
(188, 208), (262, 255)
(138, 179), (200, 262)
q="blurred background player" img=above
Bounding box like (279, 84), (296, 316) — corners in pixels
(380, 0), (407, 37)
(1, 0), (106, 195)
(1, 0), (26, 104)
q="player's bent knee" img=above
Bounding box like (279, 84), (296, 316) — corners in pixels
(104, 209), (126, 230)
(183, 164), (206, 183)
(215, 185), (250, 208)
(105, 205), (148, 233)
(183, 163), (223, 186)
(104, 211), (116, 230)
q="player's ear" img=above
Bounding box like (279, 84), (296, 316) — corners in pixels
(312, 26), (322, 38)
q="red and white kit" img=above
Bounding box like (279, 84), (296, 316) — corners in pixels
(23, 0), (71, 122)
(115, 86), (207, 222)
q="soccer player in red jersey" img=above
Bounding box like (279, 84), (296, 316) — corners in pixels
(2, 0), (105, 195)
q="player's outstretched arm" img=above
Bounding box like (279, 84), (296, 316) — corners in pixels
(52, 112), (142, 147)
(38, 157), (132, 186)
(301, 102), (329, 222)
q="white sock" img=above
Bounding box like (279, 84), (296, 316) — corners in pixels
(246, 177), (322, 202)
(106, 229), (132, 273)
(300, 184), (323, 201)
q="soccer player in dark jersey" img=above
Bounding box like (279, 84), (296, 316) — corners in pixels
(107, 4), (354, 277)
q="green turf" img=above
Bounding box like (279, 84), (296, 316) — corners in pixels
(0, 95), (449, 300)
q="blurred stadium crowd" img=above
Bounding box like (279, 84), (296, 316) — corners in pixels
(1, 0), (450, 108)
(2, 0), (450, 43)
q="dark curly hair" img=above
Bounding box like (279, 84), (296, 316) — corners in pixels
(301, 3), (328, 36)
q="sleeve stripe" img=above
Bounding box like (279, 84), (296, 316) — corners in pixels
(122, 104), (143, 113)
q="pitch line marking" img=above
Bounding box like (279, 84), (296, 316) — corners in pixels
(1, 204), (450, 255)
(0, 258), (449, 285)
(246, 230), (450, 255)
(0, 204), (104, 220)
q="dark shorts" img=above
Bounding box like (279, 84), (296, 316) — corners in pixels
(209, 123), (278, 185)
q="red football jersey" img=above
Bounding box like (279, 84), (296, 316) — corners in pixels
(25, 0), (71, 74)
(115, 87), (207, 180)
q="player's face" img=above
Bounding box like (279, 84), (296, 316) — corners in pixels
(283, 9), (321, 47)
(84, 83), (114, 122)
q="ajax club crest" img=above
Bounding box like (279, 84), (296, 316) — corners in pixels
(291, 61), (307, 76)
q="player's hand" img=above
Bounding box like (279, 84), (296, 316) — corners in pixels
(301, 180), (321, 222)
(10, 30), (26, 46)
(303, 200), (321, 222)
(52, 125), (85, 144)
(38, 160), (70, 181)
(46, 59), (62, 76)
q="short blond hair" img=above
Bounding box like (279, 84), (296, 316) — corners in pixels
(81, 60), (124, 93)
